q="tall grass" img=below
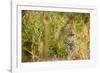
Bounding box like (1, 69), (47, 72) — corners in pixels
(22, 10), (90, 62)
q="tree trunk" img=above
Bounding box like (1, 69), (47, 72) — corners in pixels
(42, 12), (48, 60)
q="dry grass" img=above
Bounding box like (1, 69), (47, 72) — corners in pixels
(22, 11), (90, 62)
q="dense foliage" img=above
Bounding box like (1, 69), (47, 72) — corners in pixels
(22, 10), (90, 62)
